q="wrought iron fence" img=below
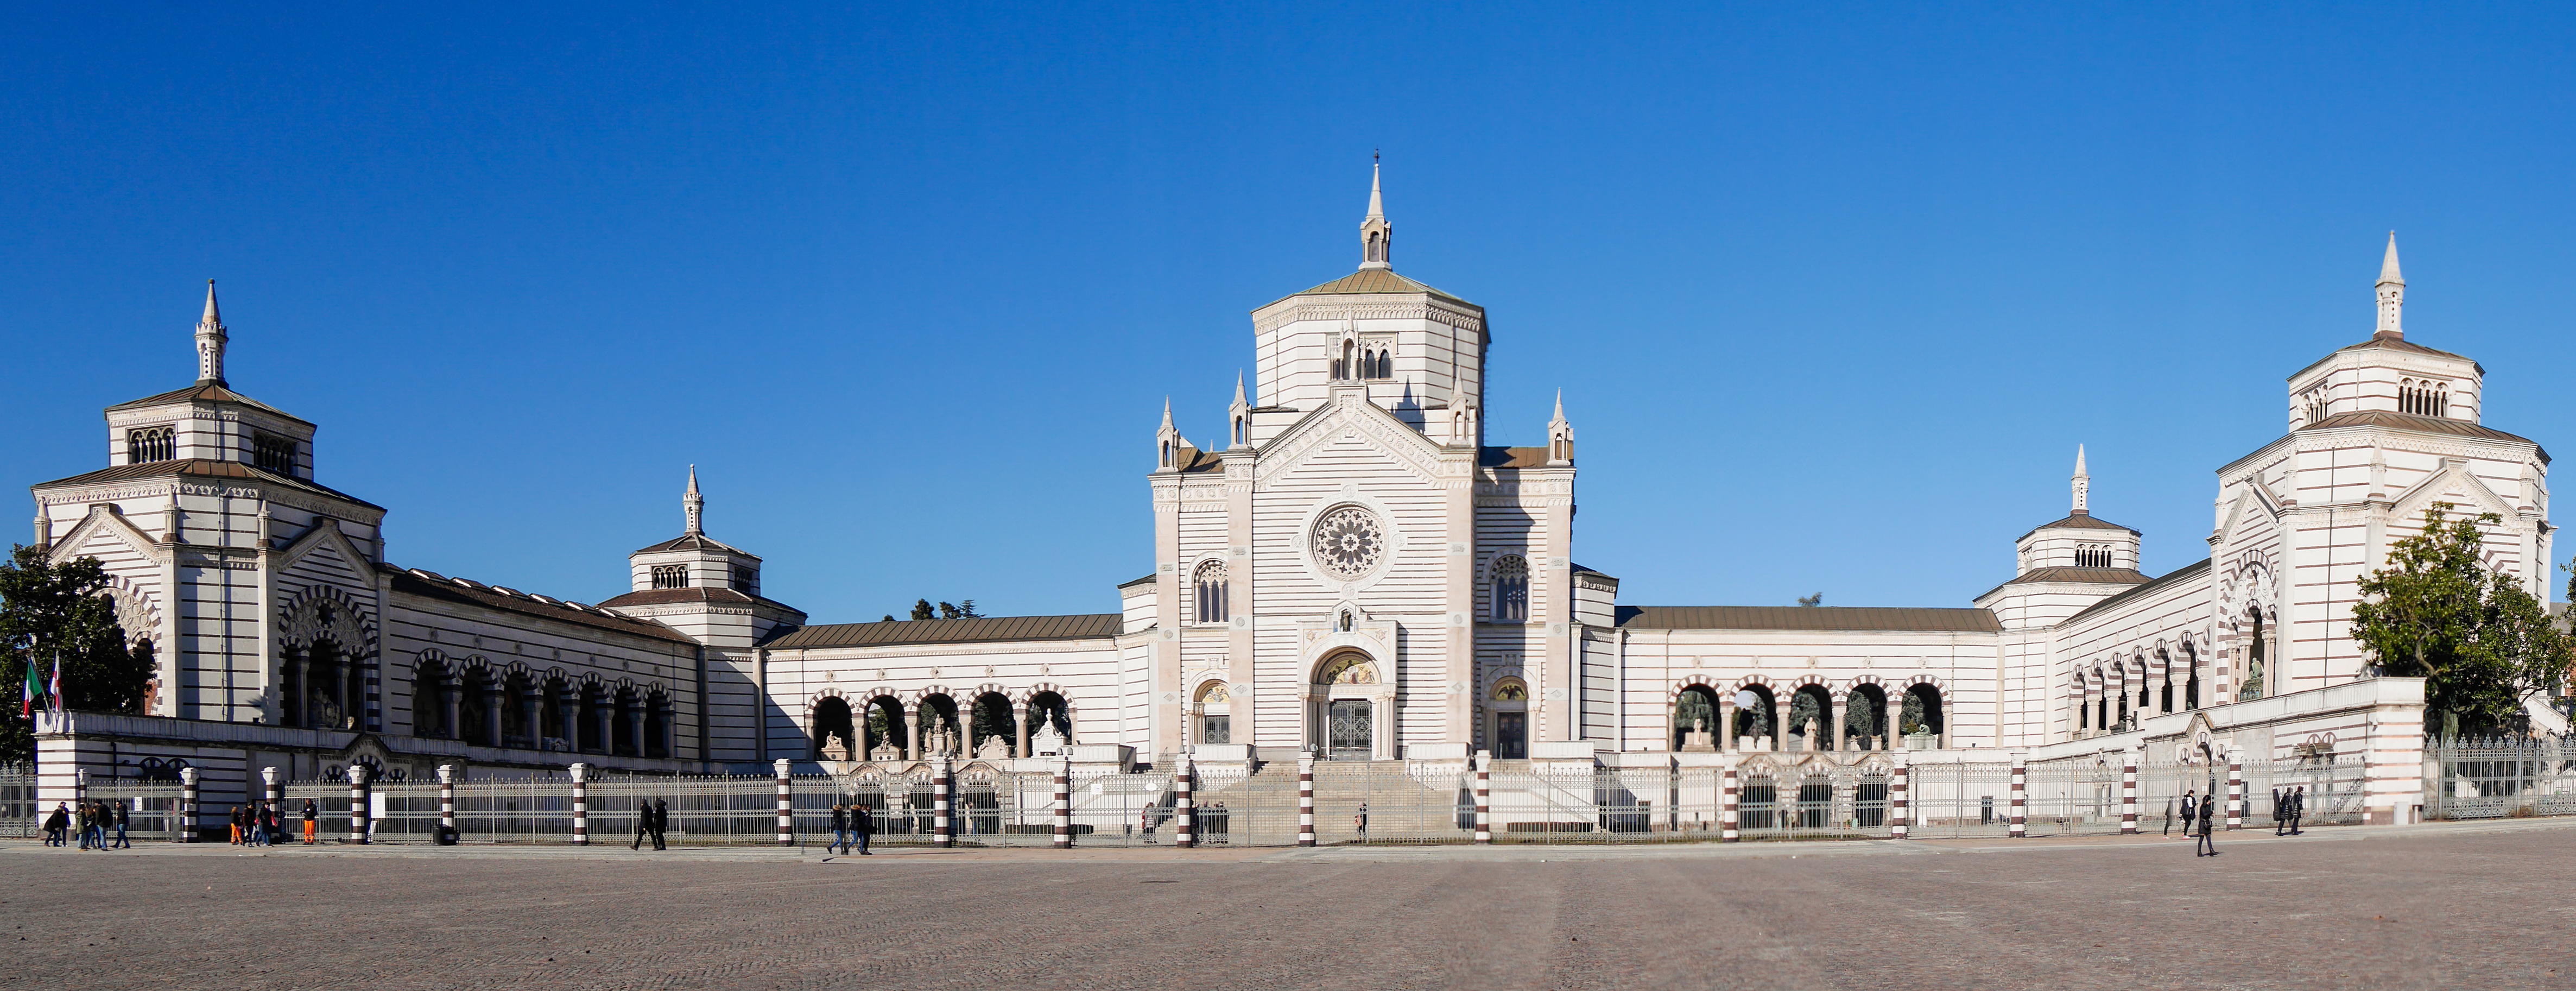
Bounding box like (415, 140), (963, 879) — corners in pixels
(2426, 735), (2576, 820)
(0, 765), (35, 838)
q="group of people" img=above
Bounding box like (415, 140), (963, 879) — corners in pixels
(2273, 786), (2307, 836)
(229, 799), (321, 845)
(827, 803), (874, 855)
(41, 800), (127, 850)
(631, 799), (669, 850)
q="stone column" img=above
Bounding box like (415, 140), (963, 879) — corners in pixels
(286, 653), (307, 727)
(2007, 752), (2027, 838)
(593, 700), (615, 756)
(906, 703), (923, 761)
(1014, 703), (1030, 759)
(1771, 698), (1788, 752)
(1473, 750), (1492, 844)
(482, 682), (503, 748)
(336, 661), (356, 729)
(558, 694), (581, 753)
(347, 765), (370, 844)
(2226, 749), (2244, 830)
(569, 763), (589, 845)
(1052, 755), (1072, 849)
(1720, 761), (1739, 843)
(659, 701), (679, 759)
(1716, 693), (1736, 754)
(933, 756), (952, 848)
(2120, 749), (2140, 835)
(1174, 755), (1194, 849)
(1890, 754), (1909, 839)
(436, 764), (457, 837)
(180, 767), (200, 843)
(624, 697), (645, 758)
(773, 758), (794, 847)
(441, 685), (463, 742)
(519, 686), (543, 749)
(1828, 693), (1846, 753)
(1296, 754), (1317, 847)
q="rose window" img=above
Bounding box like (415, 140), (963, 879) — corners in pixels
(1311, 506), (1385, 579)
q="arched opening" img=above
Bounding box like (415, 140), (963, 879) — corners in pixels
(813, 696), (857, 760)
(1313, 652), (1379, 761)
(412, 658), (452, 738)
(459, 667), (499, 747)
(2182, 641), (2202, 710)
(1025, 691), (1071, 755)
(1901, 684), (1945, 748)
(917, 693), (962, 756)
(1194, 560), (1229, 625)
(1489, 556), (1530, 622)
(1845, 684), (1892, 751)
(1193, 681), (1232, 746)
(1733, 685), (1778, 750)
(644, 690), (673, 759)
(1739, 771), (1778, 831)
(967, 692), (1015, 759)
(864, 696), (908, 760)
(1489, 678), (1528, 759)
(579, 681), (610, 754)
(1673, 685), (1720, 752)
(1786, 684), (1835, 752)
(2157, 649), (2176, 714)
(1796, 772), (1833, 828)
(610, 687), (641, 756)
(2240, 607), (2268, 700)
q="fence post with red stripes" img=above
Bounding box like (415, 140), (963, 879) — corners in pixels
(1473, 751), (1491, 845)
(2226, 749), (2244, 831)
(934, 756), (952, 848)
(1297, 754), (1316, 847)
(2120, 749), (2139, 835)
(1721, 761), (1739, 843)
(773, 759), (794, 847)
(569, 763), (590, 845)
(1174, 754), (1195, 849)
(347, 765), (370, 844)
(179, 767), (199, 843)
(2007, 752), (2027, 838)
(1053, 755), (1072, 849)
(1890, 754), (1909, 839)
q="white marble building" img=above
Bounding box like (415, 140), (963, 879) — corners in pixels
(25, 182), (2546, 829)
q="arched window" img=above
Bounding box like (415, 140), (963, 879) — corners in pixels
(126, 426), (175, 464)
(1193, 560), (1229, 624)
(651, 564), (689, 589)
(2434, 384), (2448, 418)
(1195, 681), (1231, 745)
(1490, 555), (1530, 622)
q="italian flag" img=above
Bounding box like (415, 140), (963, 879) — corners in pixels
(18, 660), (33, 718)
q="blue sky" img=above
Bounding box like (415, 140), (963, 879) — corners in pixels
(6, 3), (2575, 621)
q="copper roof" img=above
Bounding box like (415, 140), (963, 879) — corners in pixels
(1478, 446), (1552, 469)
(765, 614), (1122, 651)
(1613, 605), (2002, 634)
(1174, 447), (1225, 473)
(1974, 566), (2152, 602)
(2014, 510), (2138, 542)
(33, 458), (382, 510)
(2065, 558), (2212, 626)
(2299, 409), (2547, 462)
(631, 532), (759, 558)
(385, 565), (697, 645)
(104, 381), (311, 425)
(2290, 333), (2483, 380)
(1264, 267), (1478, 310)
(596, 587), (803, 619)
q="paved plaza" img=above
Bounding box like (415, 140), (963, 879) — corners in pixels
(6, 819), (2568, 990)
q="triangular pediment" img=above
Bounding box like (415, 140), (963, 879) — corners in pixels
(2389, 460), (2518, 524)
(1255, 390), (1453, 487)
(48, 508), (166, 567)
(277, 519), (371, 577)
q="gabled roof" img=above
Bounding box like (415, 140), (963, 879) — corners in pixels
(33, 458), (381, 511)
(594, 586), (805, 619)
(1264, 267), (1478, 310)
(2016, 510), (2138, 541)
(105, 381), (311, 426)
(631, 532), (759, 558)
(764, 614), (1123, 651)
(385, 564), (697, 645)
(2291, 333), (2483, 380)
(2065, 558), (2213, 627)
(2299, 409), (2546, 462)
(1614, 605), (2002, 634)
(1975, 566), (2152, 602)
(1478, 446), (1552, 469)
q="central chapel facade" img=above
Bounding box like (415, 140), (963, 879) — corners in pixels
(27, 172), (2551, 792)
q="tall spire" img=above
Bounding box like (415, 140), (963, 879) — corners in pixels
(194, 280), (227, 385)
(1359, 154), (1393, 270)
(1228, 370), (1251, 450)
(2375, 231), (2406, 339)
(1547, 389), (1574, 465)
(2071, 445), (2090, 515)
(683, 465), (704, 535)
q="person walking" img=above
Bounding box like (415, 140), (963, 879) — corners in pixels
(850, 801), (874, 856)
(302, 798), (318, 844)
(650, 799), (669, 850)
(74, 802), (93, 850)
(2271, 787), (2286, 836)
(829, 803), (850, 855)
(42, 803), (67, 847)
(112, 800), (130, 849)
(2194, 788), (2218, 857)
(1354, 800), (1369, 838)
(263, 802), (282, 846)
(2288, 785), (2306, 835)
(2179, 791), (2198, 843)
(630, 798), (653, 850)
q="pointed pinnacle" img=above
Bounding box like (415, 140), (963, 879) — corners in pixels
(2378, 231), (2404, 286)
(2074, 444), (2087, 476)
(200, 280), (222, 327)
(1366, 161), (1384, 220)
(1552, 388), (1566, 421)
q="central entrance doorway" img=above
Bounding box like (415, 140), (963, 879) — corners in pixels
(1327, 699), (1373, 761)
(1495, 712), (1527, 759)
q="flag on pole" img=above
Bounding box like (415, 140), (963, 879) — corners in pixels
(19, 658), (35, 719)
(48, 658), (62, 713)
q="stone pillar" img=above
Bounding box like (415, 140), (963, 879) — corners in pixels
(2120, 749), (2140, 835)
(1014, 703), (1030, 759)
(773, 759), (794, 847)
(2007, 752), (2027, 838)
(906, 703), (923, 761)
(180, 767), (200, 843)
(262, 766), (283, 824)
(1828, 693), (1846, 753)
(1771, 698), (1788, 752)
(73, 768), (87, 815)
(558, 694), (580, 753)
(1174, 755), (1194, 849)
(1890, 754), (1910, 839)
(1716, 693), (1736, 754)
(1720, 761), (1739, 843)
(1296, 754), (1317, 847)
(569, 763), (589, 845)
(659, 701), (678, 759)
(436, 764), (457, 836)
(337, 661), (356, 729)
(519, 686), (543, 749)
(286, 654), (307, 727)
(1473, 751), (1492, 844)
(482, 683), (503, 748)
(1052, 755), (1071, 849)
(2226, 749), (2244, 830)
(441, 686), (463, 742)
(625, 697), (646, 758)
(593, 700), (615, 756)
(348, 765), (370, 844)
(933, 756), (952, 848)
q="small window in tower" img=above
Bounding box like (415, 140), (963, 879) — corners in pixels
(731, 566), (757, 594)
(251, 432), (296, 476)
(651, 564), (691, 590)
(1193, 560), (1229, 624)
(1491, 555), (1531, 623)
(126, 426), (175, 464)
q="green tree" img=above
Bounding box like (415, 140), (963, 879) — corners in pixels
(0, 546), (154, 764)
(2351, 504), (2572, 737)
(909, 599), (935, 621)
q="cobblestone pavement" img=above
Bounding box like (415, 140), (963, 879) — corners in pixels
(4, 819), (2568, 990)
